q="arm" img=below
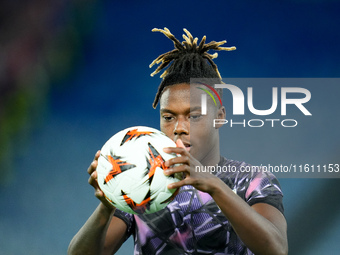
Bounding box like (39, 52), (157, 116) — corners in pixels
(164, 141), (288, 255)
(68, 203), (127, 255)
(210, 179), (288, 255)
(68, 151), (128, 255)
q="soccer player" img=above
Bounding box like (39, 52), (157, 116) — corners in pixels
(68, 28), (288, 255)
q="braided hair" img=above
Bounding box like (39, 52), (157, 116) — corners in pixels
(150, 27), (236, 108)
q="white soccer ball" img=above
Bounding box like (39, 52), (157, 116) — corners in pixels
(97, 126), (180, 215)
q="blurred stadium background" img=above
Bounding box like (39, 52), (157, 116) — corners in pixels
(1, 1), (339, 254)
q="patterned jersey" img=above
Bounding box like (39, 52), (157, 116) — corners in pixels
(114, 157), (284, 255)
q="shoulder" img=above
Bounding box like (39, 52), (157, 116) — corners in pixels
(217, 157), (285, 214)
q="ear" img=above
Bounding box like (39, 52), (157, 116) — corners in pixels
(215, 106), (226, 129)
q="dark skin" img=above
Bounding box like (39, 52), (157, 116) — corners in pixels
(68, 83), (288, 255)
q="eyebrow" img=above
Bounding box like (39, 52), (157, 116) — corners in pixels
(160, 106), (202, 114)
(190, 106), (202, 112)
(160, 108), (175, 114)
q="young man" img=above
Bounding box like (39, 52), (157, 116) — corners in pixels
(68, 28), (288, 255)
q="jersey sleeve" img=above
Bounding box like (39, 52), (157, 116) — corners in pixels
(244, 171), (284, 215)
(113, 208), (135, 238)
(217, 158), (285, 215)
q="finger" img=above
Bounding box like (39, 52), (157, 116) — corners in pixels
(164, 163), (190, 176)
(88, 173), (106, 200)
(167, 178), (190, 189)
(91, 170), (98, 180)
(87, 150), (100, 175)
(88, 171), (100, 189)
(164, 155), (190, 167)
(87, 159), (98, 175)
(94, 188), (104, 199)
(163, 146), (187, 155)
(94, 150), (101, 160)
(175, 139), (185, 148)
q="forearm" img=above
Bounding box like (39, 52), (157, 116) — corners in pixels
(210, 179), (287, 255)
(68, 203), (114, 255)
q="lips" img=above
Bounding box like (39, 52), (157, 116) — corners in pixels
(172, 138), (191, 152)
(182, 141), (191, 152)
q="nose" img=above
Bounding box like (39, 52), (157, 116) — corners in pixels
(174, 117), (189, 136)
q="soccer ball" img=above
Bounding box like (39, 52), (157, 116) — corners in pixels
(96, 126), (180, 215)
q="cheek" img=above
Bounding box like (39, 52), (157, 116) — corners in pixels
(190, 119), (210, 138)
(160, 121), (174, 139)
(190, 115), (217, 143)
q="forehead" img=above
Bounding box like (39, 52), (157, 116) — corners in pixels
(159, 83), (203, 108)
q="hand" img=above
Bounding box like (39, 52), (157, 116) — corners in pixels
(163, 140), (221, 194)
(87, 150), (115, 210)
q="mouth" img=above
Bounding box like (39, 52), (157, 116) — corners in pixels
(182, 141), (191, 152)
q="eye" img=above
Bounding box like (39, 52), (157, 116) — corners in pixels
(189, 114), (202, 120)
(162, 115), (174, 122)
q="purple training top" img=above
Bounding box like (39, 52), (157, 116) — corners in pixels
(114, 157), (284, 255)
